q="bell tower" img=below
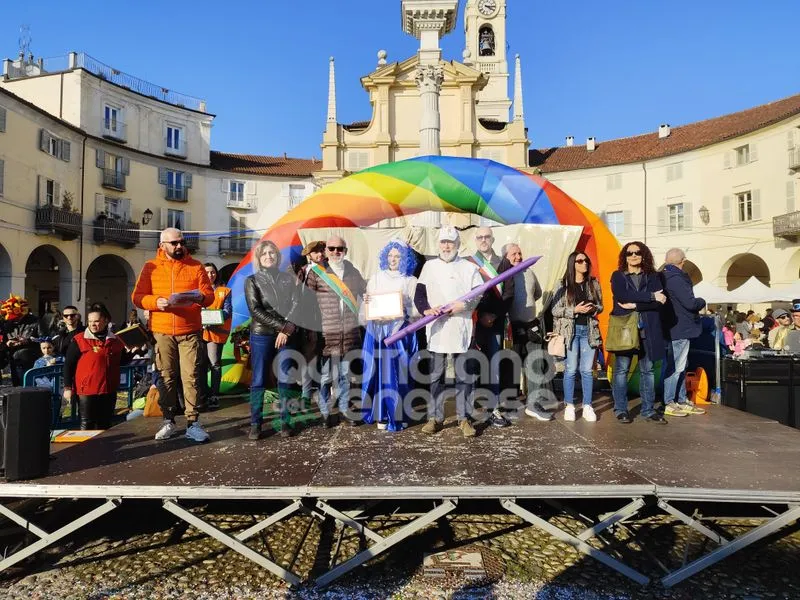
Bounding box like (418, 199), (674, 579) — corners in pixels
(464, 0), (510, 121)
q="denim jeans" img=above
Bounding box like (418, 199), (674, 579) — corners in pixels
(564, 324), (595, 407)
(249, 333), (291, 425)
(475, 323), (502, 404)
(428, 352), (475, 422)
(301, 355), (318, 399)
(612, 340), (656, 417)
(663, 338), (691, 405)
(318, 356), (351, 418)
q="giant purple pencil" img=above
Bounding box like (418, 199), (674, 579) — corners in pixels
(384, 255), (542, 346)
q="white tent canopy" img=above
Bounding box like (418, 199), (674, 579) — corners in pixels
(694, 276), (797, 304)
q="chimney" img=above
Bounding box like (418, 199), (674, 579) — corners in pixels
(659, 124), (671, 139)
(586, 137), (596, 152)
(565, 136), (574, 147)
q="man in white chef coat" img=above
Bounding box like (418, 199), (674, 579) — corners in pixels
(414, 226), (484, 438)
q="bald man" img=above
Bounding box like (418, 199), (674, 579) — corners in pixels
(661, 248), (706, 417)
(468, 227), (515, 427)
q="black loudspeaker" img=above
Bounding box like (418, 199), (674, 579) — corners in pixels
(0, 387), (52, 481)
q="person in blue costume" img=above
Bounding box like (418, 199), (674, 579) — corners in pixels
(360, 240), (419, 431)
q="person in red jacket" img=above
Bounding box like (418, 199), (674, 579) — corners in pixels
(132, 227), (215, 443)
(63, 303), (126, 430)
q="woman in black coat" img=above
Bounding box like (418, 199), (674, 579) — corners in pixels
(610, 241), (668, 424)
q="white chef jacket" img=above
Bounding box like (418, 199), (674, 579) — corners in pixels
(418, 257), (483, 354)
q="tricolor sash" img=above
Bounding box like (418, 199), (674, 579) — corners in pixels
(469, 253), (503, 298)
(310, 263), (359, 315)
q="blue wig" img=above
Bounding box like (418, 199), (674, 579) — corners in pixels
(378, 240), (417, 276)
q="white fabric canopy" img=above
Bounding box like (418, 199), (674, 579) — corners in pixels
(692, 280), (730, 305)
(298, 224), (584, 314)
(726, 276), (777, 304)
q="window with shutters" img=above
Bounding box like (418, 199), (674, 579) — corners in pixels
(605, 211), (625, 236)
(735, 145), (750, 166)
(0, 106), (6, 133)
(666, 163), (683, 182)
(101, 152), (128, 190)
(45, 179), (56, 204)
(668, 203), (685, 232)
(606, 173), (623, 191)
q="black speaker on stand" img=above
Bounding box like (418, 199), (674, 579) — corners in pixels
(0, 387), (52, 481)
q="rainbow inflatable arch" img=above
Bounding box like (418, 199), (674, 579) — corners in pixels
(218, 156), (621, 392)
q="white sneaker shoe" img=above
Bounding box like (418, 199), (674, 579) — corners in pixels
(583, 405), (597, 422)
(154, 421), (177, 440)
(185, 421), (210, 443)
(564, 404), (577, 421)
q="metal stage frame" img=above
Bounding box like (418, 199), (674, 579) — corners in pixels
(1, 404), (799, 589)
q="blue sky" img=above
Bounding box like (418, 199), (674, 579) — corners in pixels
(3, 0), (798, 158)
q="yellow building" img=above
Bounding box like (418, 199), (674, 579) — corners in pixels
(0, 52), (317, 321)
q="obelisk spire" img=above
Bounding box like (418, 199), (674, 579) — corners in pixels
(513, 54), (524, 122)
(326, 56), (337, 124)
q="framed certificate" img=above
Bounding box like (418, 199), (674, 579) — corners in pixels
(366, 291), (404, 321)
(201, 309), (225, 326)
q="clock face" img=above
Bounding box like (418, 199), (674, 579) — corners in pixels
(478, 0), (497, 16)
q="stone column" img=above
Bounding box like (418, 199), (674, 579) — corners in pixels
(416, 65), (444, 156)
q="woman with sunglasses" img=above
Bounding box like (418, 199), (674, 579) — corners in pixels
(551, 251), (604, 421)
(244, 240), (300, 439)
(610, 241), (668, 424)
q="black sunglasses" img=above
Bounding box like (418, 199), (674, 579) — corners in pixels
(63, 313), (79, 318)
(164, 240), (186, 247)
(626, 250), (642, 257)
(575, 258), (590, 264)
(327, 246), (346, 252)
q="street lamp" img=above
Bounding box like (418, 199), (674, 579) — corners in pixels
(142, 208), (153, 225)
(698, 205), (710, 225)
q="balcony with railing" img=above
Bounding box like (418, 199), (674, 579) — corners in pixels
(166, 185), (188, 202)
(219, 235), (254, 256)
(789, 148), (800, 171)
(774, 210), (800, 241)
(35, 205), (82, 240)
(93, 216), (140, 247)
(102, 119), (127, 142)
(3, 52), (207, 112)
(102, 169), (126, 191)
(184, 232), (200, 252)
(226, 194), (257, 210)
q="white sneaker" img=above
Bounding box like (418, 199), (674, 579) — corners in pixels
(185, 421), (210, 443)
(154, 421), (177, 440)
(583, 405), (597, 422)
(377, 422), (388, 430)
(564, 404), (577, 421)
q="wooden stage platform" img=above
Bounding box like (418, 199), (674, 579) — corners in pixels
(1, 397), (799, 588)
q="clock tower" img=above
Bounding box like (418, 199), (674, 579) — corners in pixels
(464, 0), (511, 121)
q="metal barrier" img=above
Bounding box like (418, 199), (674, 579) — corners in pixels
(23, 361), (149, 428)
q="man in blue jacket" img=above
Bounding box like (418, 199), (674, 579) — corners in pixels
(662, 248), (707, 416)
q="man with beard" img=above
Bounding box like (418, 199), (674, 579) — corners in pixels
(132, 227), (215, 442)
(54, 305), (85, 356)
(415, 226), (484, 437)
(468, 226), (514, 427)
(303, 235), (366, 427)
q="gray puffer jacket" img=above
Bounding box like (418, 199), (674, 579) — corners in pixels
(550, 278), (604, 349)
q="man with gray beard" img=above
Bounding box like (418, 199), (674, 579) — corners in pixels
(415, 226), (484, 438)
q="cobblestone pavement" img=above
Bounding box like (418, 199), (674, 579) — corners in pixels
(1, 500), (799, 599)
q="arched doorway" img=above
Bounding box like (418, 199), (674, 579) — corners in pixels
(217, 263), (240, 286)
(683, 259), (703, 285)
(25, 245), (73, 316)
(724, 253), (770, 291)
(0, 243), (11, 300)
(85, 254), (135, 324)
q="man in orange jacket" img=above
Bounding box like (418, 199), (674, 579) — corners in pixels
(132, 227), (214, 442)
